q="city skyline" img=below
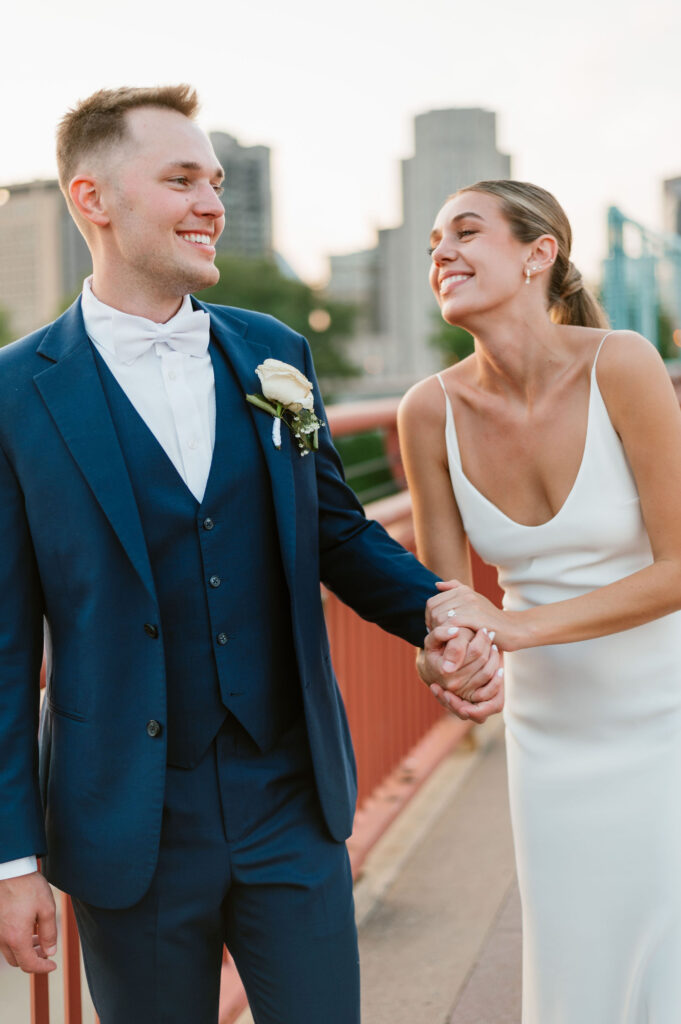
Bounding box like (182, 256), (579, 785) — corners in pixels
(2, 0), (680, 287)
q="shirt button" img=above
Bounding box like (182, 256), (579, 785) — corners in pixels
(167, 370), (177, 381)
(209, 575), (222, 588)
(146, 719), (162, 738)
(216, 633), (229, 646)
(203, 517), (215, 531)
(144, 623), (159, 638)
(187, 439), (199, 450)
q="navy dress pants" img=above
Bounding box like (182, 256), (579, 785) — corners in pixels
(72, 715), (360, 1024)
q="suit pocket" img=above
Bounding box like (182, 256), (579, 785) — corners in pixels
(46, 698), (88, 723)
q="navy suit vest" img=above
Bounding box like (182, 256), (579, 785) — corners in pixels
(93, 339), (302, 767)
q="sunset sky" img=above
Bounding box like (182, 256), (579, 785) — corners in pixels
(4, 0), (680, 284)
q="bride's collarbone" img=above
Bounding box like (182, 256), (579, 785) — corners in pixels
(455, 403), (591, 526)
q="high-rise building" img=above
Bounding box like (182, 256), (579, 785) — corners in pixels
(0, 180), (91, 338)
(326, 108), (512, 393)
(209, 132), (272, 258)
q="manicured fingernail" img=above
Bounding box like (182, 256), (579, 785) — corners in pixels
(482, 627), (489, 635)
(492, 644), (498, 652)
(46, 945), (57, 956)
(447, 626), (459, 636)
(497, 667), (504, 677)
(489, 631), (495, 641)
(443, 660), (455, 672)
(447, 609), (456, 618)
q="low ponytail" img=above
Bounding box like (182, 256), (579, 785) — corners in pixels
(549, 260), (609, 329)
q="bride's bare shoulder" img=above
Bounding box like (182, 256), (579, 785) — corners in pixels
(398, 359), (473, 431)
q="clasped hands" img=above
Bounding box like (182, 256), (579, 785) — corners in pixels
(418, 579), (506, 723)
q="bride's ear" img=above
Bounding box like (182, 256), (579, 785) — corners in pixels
(526, 234), (558, 276)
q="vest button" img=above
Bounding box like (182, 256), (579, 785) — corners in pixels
(146, 719), (162, 738)
(144, 623), (159, 638)
(216, 633), (229, 646)
(209, 575), (221, 588)
(203, 517), (215, 531)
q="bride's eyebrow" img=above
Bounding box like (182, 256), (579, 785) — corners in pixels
(430, 211), (486, 245)
(451, 211), (485, 224)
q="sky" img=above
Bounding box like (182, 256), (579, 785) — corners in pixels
(3, 0), (680, 286)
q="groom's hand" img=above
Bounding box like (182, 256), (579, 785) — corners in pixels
(418, 627), (503, 723)
(0, 871), (57, 974)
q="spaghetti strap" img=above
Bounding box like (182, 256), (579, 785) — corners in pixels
(592, 330), (616, 373)
(436, 372), (454, 429)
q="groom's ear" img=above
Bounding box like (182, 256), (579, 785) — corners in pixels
(69, 174), (111, 229)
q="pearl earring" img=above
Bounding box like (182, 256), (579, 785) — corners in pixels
(525, 267), (531, 285)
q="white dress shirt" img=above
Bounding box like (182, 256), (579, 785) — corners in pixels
(0, 279), (215, 881)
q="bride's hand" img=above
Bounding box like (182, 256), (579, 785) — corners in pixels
(418, 625), (504, 722)
(427, 579), (523, 652)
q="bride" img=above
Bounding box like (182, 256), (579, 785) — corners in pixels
(399, 179), (681, 1021)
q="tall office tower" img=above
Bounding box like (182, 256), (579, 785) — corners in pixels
(663, 176), (681, 236)
(209, 132), (273, 258)
(325, 108), (511, 393)
(0, 180), (91, 339)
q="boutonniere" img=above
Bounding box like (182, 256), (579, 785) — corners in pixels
(246, 358), (324, 455)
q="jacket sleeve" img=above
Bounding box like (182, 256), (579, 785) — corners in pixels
(302, 340), (440, 647)
(0, 437), (46, 860)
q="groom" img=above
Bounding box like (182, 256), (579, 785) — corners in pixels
(0, 86), (501, 1023)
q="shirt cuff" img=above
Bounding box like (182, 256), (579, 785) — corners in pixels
(0, 856), (39, 880)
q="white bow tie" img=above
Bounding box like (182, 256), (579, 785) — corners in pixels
(112, 307), (211, 365)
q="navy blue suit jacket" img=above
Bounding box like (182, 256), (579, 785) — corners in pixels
(0, 297), (439, 907)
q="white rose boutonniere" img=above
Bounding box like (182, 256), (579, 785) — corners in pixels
(246, 358), (324, 454)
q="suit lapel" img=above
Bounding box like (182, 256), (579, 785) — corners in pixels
(198, 302), (297, 582)
(34, 300), (156, 598)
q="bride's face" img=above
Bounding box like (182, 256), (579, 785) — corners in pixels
(428, 191), (530, 327)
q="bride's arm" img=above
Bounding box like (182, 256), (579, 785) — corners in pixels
(428, 331), (681, 651)
(398, 376), (502, 711)
(398, 375), (473, 585)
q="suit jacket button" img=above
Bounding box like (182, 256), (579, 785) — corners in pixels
(203, 517), (215, 531)
(216, 633), (229, 646)
(144, 623), (159, 638)
(146, 720), (162, 737)
(209, 575), (221, 588)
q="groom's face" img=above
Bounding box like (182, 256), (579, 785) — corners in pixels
(101, 106), (226, 297)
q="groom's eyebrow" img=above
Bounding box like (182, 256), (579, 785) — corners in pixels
(161, 160), (225, 181)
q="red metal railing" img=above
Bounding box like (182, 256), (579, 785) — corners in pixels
(28, 397), (501, 1024)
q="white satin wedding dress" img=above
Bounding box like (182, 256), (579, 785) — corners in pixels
(438, 333), (681, 1023)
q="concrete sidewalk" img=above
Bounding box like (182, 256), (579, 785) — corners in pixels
(355, 715), (521, 1024)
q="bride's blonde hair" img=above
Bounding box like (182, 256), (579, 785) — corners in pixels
(455, 180), (609, 329)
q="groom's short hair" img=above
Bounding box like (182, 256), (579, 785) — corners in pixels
(56, 84), (199, 200)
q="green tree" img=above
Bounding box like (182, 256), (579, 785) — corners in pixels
(197, 256), (359, 387)
(429, 313), (474, 367)
(658, 308), (676, 361)
(0, 307), (13, 348)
